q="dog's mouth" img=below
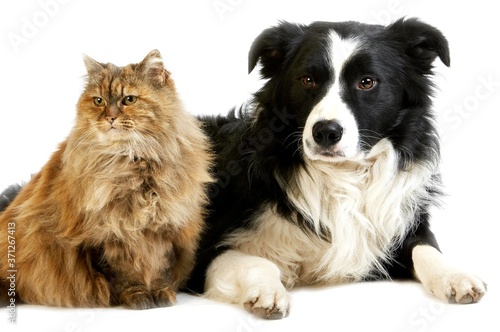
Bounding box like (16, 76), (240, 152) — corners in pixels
(316, 148), (346, 158)
(304, 140), (348, 162)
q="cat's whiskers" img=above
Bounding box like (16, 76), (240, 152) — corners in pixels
(71, 126), (100, 157)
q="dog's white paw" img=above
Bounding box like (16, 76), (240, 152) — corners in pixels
(427, 272), (487, 304)
(413, 245), (487, 304)
(205, 249), (291, 319)
(242, 281), (290, 319)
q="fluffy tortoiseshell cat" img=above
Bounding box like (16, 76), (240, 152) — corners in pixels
(0, 50), (213, 309)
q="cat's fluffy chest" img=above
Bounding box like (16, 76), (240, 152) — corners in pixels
(69, 152), (177, 239)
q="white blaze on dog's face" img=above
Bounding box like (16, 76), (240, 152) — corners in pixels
(302, 32), (361, 162)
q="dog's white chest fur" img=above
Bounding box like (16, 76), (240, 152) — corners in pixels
(225, 139), (435, 287)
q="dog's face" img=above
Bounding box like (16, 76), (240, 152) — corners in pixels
(249, 19), (450, 165)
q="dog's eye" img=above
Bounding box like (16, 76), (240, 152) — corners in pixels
(357, 77), (376, 90)
(122, 95), (137, 106)
(300, 75), (317, 89)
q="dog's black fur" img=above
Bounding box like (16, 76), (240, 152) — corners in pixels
(0, 184), (23, 213)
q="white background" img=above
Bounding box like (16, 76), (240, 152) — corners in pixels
(0, 0), (498, 331)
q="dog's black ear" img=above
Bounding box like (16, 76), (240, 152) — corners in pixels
(248, 21), (306, 77)
(387, 18), (450, 70)
(0, 183), (23, 212)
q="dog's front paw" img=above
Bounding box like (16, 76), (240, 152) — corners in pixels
(413, 245), (487, 305)
(205, 250), (291, 319)
(242, 283), (290, 319)
(430, 272), (487, 304)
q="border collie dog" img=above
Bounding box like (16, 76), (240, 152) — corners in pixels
(184, 18), (486, 318)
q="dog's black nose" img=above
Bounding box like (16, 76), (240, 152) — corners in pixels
(312, 120), (343, 147)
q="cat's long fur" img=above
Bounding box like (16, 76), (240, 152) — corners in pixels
(0, 50), (213, 308)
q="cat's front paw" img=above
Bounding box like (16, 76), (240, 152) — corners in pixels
(152, 286), (176, 307)
(120, 287), (156, 310)
(91, 274), (111, 306)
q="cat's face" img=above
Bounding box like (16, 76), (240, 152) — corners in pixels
(76, 50), (177, 146)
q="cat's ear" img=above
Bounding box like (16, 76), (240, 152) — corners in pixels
(82, 54), (104, 75)
(138, 50), (175, 89)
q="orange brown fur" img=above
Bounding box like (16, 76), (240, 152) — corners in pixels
(0, 50), (213, 308)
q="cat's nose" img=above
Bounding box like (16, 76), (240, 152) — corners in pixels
(106, 105), (120, 124)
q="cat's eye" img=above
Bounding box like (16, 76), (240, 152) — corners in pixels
(122, 95), (137, 106)
(357, 77), (377, 90)
(93, 97), (106, 106)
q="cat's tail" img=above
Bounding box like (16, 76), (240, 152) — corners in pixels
(0, 184), (23, 213)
